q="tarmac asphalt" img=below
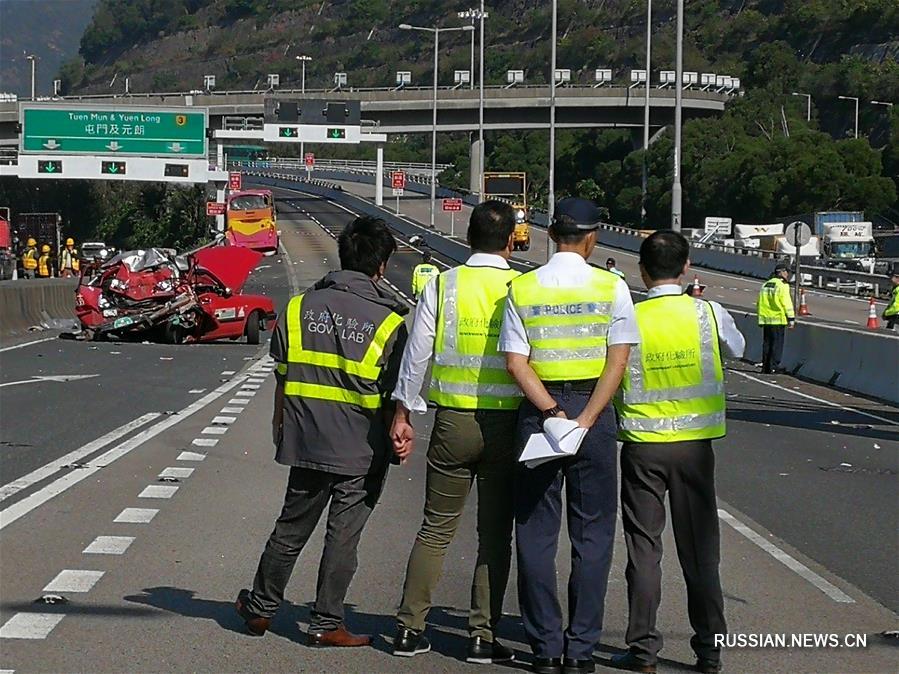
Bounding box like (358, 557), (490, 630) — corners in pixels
(0, 196), (896, 673)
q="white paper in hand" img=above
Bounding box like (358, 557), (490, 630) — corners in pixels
(519, 417), (588, 468)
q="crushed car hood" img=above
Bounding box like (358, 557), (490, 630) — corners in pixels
(192, 246), (263, 292)
(102, 248), (177, 272)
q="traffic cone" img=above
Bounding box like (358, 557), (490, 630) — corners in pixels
(798, 289), (810, 316)
(866, 297), (880, 330)
(691, 274), (704, 297)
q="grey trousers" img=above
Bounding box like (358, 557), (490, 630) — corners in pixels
(620, 439), (726, 665)
(247, 465), (385, 632)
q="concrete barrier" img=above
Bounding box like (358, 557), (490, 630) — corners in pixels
(0, 278), (78, 339)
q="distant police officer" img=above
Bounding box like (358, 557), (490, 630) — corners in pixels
(882, 267), (899, 330)
(411, 250), (439, 299)
(21, 238), (38, 279)
(236, 215), (408, 648)
(610, 231), (745, 674)
(390, 201), (522, 665)
(606, 257), (625, 280)
(500, 197), (638, 674)
(756, 263), (795, 374)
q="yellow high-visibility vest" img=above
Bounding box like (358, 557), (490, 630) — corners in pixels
(37, 254), (51, 277)
(61, 247), (80, 271)
(22, 247), (37, 270)
(884, 286), (898, 318)
(509, 267), (618, 381)
(412, 263), (440, 298)
(430, 265), (523, 409)
(279, 293), (404, 409)
(757, 277), (794, 325)
(616, 294), (726, 443)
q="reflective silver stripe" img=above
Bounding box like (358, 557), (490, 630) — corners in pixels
(431, 379), (522, 397)
(441, 268), (460, 353)
(624, 298), (722, 404)
(619, 411), (725, 432)
(526, 323), (609, 340)
(531, 346), (607, 362)
(433, 352), (506, 369)
(518, 301), (613, 318)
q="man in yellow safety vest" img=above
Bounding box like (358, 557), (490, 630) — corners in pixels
(37, 244), (53, 278)
(236, 215), (408, 648)
(59, 238), (80, 277)
(756, 263), (794, 374)
(610, 230), (745, 674)
(882, 267), (898, 330)
(390, 201), (521, 664)
(411, 250), (439, 299)
(21, 237), (38, 279)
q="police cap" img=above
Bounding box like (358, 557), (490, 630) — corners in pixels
(773, 262), (790, 274)
(551, 197), (603, 234)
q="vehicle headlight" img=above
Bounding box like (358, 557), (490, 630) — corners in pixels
(100, 249), (108, 258)
(516, 210), (525, 219)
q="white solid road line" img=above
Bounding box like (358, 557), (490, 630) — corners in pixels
(0, 413), (161, 503)
(0, 378), (244, 531)
(730, 369), (898, 426)
(83, 535), (135, 555)
(0, 337), (56, 353)
(0, 374), (100, 389)
(114, 508), (158, 523)
(0, 613), (65, 639)
(718, 508), (854, 603)
(43, 569), (105, 593)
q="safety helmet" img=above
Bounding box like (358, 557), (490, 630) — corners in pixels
(26, 237), (36, 246)
(41, 244), (51, 253)
(66, 237), (74, 246)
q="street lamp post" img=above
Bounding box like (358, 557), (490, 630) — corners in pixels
(547, 0), (558, 261)
(838, 95), (860, 138)
(670, 0), (684, 231)
(791, 92), (812, 122)
(478, 0), (486, 196)
(641, 0), (652, 226)
(296, 55), (312, 162)
(871, 100), (894, 110)
(400, 22), (474, 229)
(458, 8), (488, 90)
(25, 54), (37, 101)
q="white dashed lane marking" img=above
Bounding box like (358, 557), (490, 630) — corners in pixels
(234, 391), (255, 398)
(83, 536), (135, 555)
(138, 485), (179, 499)
(43, 569), (104, 593)
(0, 613), (65, 639)
(192, 438), (218, 447)
(201, 426), (228, 435)
(188, 389), (206, 394)
(221, 370), (236, 376)
(176, 451), (206, 462)
(241, 383), (261, 391)
(114, 508), (158, 523)
(221, 407), (244, 414)
(212, 416), (237, 425)
(227, 398), (250, 406)
(158, 467), (194, 479)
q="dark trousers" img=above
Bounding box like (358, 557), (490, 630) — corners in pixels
(515, 389), (618, 660)
(397, 408), (516, 639)
(761, 325), (785, 373)
(620, 440), (726, 665)
(247, 465), (385, 632)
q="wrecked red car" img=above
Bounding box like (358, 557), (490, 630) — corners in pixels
(74, 244), (276, 344)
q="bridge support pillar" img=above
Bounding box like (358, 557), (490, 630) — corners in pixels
(469, 137), (483, 195)
(375, 145), (384, 206)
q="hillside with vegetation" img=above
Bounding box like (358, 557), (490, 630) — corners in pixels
(2, 0), (896, 247)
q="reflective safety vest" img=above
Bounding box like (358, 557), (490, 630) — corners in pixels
(509, 267), (618, 381)
(22, 247), (37, 270)
(412, 263), (440, 298)
(430, 265), (523, 409)
(278, 293), (404, 409)
(37, 254), (51, 277)
(757, 277), (794, 325)
(615, 294), (726, 443)
(60, 247), (79, 271)
(884, 286), (899, 318)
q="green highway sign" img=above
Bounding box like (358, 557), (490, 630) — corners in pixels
(20, 105), (207, 158)
(38, 160), (62, 174)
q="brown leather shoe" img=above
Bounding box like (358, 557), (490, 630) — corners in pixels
(235, 589), (270, 637)
(307, 624), (372, 648)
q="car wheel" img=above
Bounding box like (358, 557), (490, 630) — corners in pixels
(523, 242), (530, 251)
(245, 311), (261, 345)
(163, 321), (184, 345)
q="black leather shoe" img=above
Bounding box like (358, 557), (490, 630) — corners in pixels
(467, 637), (515, 664)
(563, 657), (595, 673)
(533, 657), (563, 674)
(392, 627), (431, 657)
(609, 652), (656, 673)
(695, 659), (722, 673)
(235, 589), (270, 636)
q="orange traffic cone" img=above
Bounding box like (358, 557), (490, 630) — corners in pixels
(866, 297), (880, 329)
(691, 274), (704, 297)
(798, 289), (810, 316)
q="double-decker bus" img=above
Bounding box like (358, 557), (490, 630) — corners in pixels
(225, 189), (279, 252)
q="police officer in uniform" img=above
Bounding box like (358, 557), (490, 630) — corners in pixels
(756, 263), (794, 373)
(500, 197), (639, 674)
(610, 230), (744, 674)
(236, 215), (408, 648)
(390, 201), (522, 664)
(411, 250), (439, 299)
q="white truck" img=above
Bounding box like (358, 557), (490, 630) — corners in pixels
(820, 221), (876, 272)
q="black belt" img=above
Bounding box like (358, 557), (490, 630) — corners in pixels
(544, 379), (598, 393)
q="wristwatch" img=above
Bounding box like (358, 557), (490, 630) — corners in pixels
(541, 405), (562, 420)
